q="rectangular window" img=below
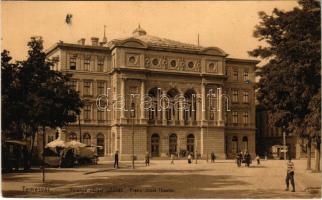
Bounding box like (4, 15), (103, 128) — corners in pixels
(233, 69), (238, 80)
(84, 59), (90, 71)
(70, 57), (76, 70)
(69, 80), (77, 91)
(84, 105), (92, 120)
(232, 111), (238, 124)
(243, 112), (249, 125)
(97, 110), (105, 121)
(244, 71), (249, 81)
(243, 91), (249, 103)
(97, 60), (104, 72)
(83, 81), (92, 96)
(97, 82), (105, 95)
(232, 90), (238, 102)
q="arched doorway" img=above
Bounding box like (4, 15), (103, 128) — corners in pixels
(96, 133), (105, 156)
(242, 136), (248, 152)
(151, 133), (160, 157)
(169, 134), (177, 155)
(187, 134), (195, 154)
(232, 136), (238, 156)
(82, 133), (91, 146)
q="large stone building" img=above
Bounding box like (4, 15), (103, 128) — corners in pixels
(45, 26), (259, 160)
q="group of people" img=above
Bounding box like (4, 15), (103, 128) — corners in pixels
(236, 151), (252, 167)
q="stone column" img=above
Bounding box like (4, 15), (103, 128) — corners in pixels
(179, 97), (184, 125)
(162, 91), (167, 125)
(201, 83), (206, 122)
(157, 88), (161, 122)
(140, 80), (146, 120)
(120, 78), (125, 119)
(217, 86), (223, 125)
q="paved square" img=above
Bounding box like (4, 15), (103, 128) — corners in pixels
(2, 160), (321, 198)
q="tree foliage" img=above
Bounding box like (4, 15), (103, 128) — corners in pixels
(1, 37), (83, 140)
(249, 0), (321, 137)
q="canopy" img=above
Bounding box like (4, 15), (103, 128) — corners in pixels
(45, 139), (66, 148)
(5, 139), (27, 146)
(65, 140), (86, 148)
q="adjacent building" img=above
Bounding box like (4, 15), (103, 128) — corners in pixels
(45, 26), (259, 160)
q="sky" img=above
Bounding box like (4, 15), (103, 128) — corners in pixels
(2, 1), (298, 62)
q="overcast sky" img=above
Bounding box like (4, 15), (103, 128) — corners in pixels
(2, 1), (298, 62)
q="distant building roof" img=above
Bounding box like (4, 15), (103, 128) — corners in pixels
(108, 25), (227, 56)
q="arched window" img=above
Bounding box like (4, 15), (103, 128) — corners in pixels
(68, 132), (77, 141)
(184, 89), (197, 121)
(169, 134), (177, 155)
(151, 133), (160, 157)
(96, 133), (105, 156)
(232, 136), (238, 154)
(242, 136), (248, 152)
(82, 133), (91, 146)
(148, 87), (158, 121)
(187, 134), (195, 153)
(167, 88), (180, 121)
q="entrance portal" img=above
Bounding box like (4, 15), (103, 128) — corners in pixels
(151, 133), (160, 157)
(187, 134), (195, 154)
(169, 134), (177, 155)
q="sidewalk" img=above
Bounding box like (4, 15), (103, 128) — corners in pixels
(2, 159), (320, 198)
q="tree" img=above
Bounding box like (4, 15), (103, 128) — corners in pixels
(1, 37), (83, 168)
(249, 0), (321, 171)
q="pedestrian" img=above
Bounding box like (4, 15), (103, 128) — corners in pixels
(145, 152), (150, 166)
(114, 151), (119, 168)
(211, 152), (216, 163)
(170, 153), (175, 164)
(244, 151), (251, 167)
(285, 157), (295, 192)
(188, 153), (192, 164)
(236, 151), (242, 167)
(256, 155), (260, 165)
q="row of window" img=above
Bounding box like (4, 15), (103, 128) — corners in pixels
(83, 104), (106, 121)
(229, 69), (249, 82)
(69, 57), (105, 72)
(230, 111), (249, 125)
(69, 80), (106, 96)
(232, 90), (249, 103)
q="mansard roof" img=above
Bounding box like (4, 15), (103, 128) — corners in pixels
(109, 26), (227, 56)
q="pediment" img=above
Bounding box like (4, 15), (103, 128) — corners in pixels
(200, 47), (227, 56)
(120, 38), (147, 49)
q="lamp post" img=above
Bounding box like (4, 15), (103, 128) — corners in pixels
(130, 99), (135, 169)
(42, 126), (46, 183)
(283, 130), (286, 160)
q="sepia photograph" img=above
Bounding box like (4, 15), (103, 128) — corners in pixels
(1, 0), (321, 198)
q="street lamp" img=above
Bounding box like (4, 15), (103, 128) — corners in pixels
(130, 99), (136, 169)
(42, 126), (46, 183)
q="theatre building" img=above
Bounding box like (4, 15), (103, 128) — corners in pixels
(45, 26), (259, 160)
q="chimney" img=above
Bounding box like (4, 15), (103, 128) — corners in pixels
(91, 37), (99, 46)
(78, 38), (86, 45)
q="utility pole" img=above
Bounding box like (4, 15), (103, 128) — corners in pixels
(78, 114), (82, 143)
(283, 130), (286, 160)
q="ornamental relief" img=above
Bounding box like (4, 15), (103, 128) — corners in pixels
(206, 60), (222, 73)
(144, 55), (201, 72)
(126, 53), (140, 67)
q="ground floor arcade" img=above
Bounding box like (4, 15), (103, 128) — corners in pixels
(41, 125), (256, 160)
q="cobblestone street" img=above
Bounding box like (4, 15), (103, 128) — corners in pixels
(2, 159), (321, 198)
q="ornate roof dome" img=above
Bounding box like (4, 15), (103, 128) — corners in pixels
(132, 24), (147, 36)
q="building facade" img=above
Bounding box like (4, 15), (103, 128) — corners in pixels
(46, 26), (259, 160)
